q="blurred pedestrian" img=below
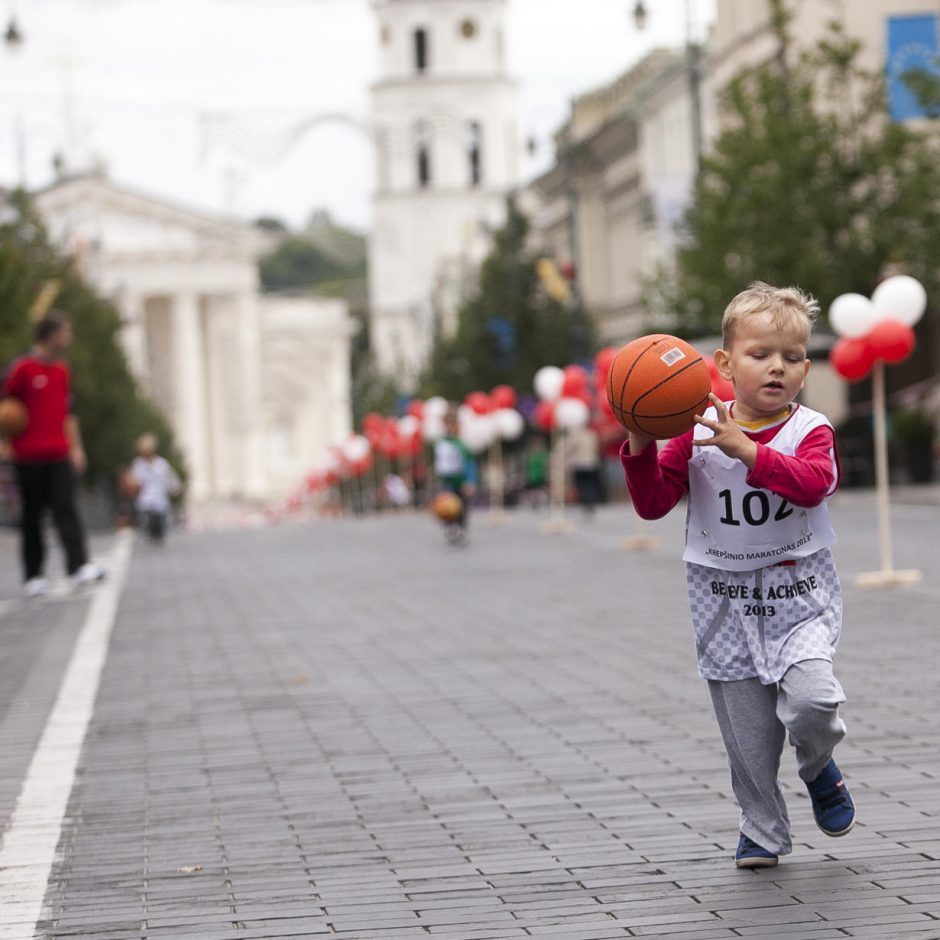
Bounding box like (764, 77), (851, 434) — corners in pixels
(620, 283), (855, 869)
(566, 423), (602, 514)
(1, 311), (105, 595)
(130, 433), (181, 544)
(522, 436), (549, 509)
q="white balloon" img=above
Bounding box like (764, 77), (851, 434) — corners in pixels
(828, 293), (877, 338)
(493, 407), (524, 441)
(397, 415), (420, 438)
(457, 404), (475, 432)
(533, 365), (564, 401)
(342, 434), (371, 462)
(422, 416), (445, 442)
(424, 396), (449, 418)
(462, 415), (496, 454)
(554, 396), (590, 429)
(871, 275), (927, 327)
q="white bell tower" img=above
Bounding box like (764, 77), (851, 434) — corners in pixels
(369, 0), (521, 383)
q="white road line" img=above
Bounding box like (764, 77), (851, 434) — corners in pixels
(0, 530), (134, 939)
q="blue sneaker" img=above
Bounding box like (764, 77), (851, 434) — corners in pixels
(806, 758), (856, 837)
(735, 832), (779, 868)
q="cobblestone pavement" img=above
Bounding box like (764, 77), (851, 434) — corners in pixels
(1, 489), (940, 939)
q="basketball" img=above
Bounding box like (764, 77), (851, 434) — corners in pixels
(0, 397), (27, 439)
(431, 491), (462, 522)
(607, 334), (711, 439)
(118, 470), (141, 499)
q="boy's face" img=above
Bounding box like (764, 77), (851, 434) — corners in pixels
(714, 312), (810, 423)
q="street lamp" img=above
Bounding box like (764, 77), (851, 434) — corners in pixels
(631, 1), (648, 31)
(4, 14), (26, 187)
(631, 0), (702, 169)
(4, 16), (23, 49)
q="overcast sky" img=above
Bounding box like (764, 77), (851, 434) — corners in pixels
(0, 0), (715, 231)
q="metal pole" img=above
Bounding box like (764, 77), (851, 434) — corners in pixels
(871, 361), (893, 574)
(563, 101), (588, 361)
(685, 0), (703, 170)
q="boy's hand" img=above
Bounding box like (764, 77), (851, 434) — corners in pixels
(627, 431), (654, 454)
(693, 394), (758, 469)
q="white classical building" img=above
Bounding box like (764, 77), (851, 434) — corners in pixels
(35, 174), (354, 501)
(369, 0), (522, 382)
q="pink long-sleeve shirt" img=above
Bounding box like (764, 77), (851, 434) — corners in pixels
(620, 412), (840, 521)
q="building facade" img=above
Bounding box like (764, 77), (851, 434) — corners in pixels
(36, 175), (354, 501)
(525, 0), (940, 354)
(368, 0), (522, 383)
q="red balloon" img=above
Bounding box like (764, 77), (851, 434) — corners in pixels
(534, 400), (555, 431)
(363, 412), (384, 432)
(868, 319), (916, 364)
(594, 346), (618, 382)
(705, 356), (735, 401)
(406, 399), (424, 419)
(561, 364), (589, 397)
(830, 336), (875, 382)
(464, 391), (492, 415)
(490, 384), (517, 409)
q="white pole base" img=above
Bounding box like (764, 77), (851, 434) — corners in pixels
(484, 510), (511, 527)
(855, 568), (923, 588)
(541, 518), (575, 535)
(620, 535), (660, 551)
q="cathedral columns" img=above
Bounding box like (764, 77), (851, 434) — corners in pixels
(170, 291), (211, 500)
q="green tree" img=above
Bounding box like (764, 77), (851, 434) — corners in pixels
(259, 236), (346, 292)
(422, 198), (582, 399)
(657, 3), (940, 336)
(0, 193), (183, 487)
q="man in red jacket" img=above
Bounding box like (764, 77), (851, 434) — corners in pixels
(2, 311), (105, 596)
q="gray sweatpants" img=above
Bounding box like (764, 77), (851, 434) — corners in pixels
(708, 659), (846, 855)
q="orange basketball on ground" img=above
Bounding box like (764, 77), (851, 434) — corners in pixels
(607, 334), (711, 439)
(431, 491), (463, 522)
(0, 397), (27, 439)
(118, 470), (141, 499)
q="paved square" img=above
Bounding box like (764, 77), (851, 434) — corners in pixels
(1, 490), (939, 939)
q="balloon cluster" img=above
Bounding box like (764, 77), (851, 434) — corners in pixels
(829, 276), (926, 381)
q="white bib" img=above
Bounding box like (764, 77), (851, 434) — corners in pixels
(434, 438), (465, 477)
(684, 403), (837, 571)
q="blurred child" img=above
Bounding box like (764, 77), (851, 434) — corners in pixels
(433, 408), (476, 539)
(130, 433), (181, 543)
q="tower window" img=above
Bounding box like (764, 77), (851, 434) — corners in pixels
(467, 121), (482, 187)
(414, 27), (429, 73)
(415, 120), (432, 188)
(460, 19), (477, 39)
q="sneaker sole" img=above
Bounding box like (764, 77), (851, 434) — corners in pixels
(735, 856), (779, 868)
(817, 815), (856, 838)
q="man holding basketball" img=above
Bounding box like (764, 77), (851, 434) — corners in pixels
(2, 311), (105, 596)
(620, 282), (854, 868)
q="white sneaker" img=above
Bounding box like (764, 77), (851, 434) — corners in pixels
(23, 577), (51, 598)
(71, 563), (106, 586)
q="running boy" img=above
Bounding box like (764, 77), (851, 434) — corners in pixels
(433, 407), (476, 539)
(620, 282), (855, 868)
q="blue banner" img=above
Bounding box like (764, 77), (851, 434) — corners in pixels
(887, 14), (940, 120)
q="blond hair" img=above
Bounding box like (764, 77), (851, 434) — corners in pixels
(721, 281), (819, 348)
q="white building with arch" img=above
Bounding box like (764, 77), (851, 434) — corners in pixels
(35, 174), (354, 502)
(369, 0), (522, 383)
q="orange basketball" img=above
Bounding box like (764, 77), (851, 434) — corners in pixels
(0, 397), (27, 439)
(607, 334), (711, 439)
(118, 470), (141, 499)
(431, 491), (463, 522)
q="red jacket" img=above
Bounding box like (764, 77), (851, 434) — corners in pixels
(620, 409), (840, 519)
(2, 354), (73, 462)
